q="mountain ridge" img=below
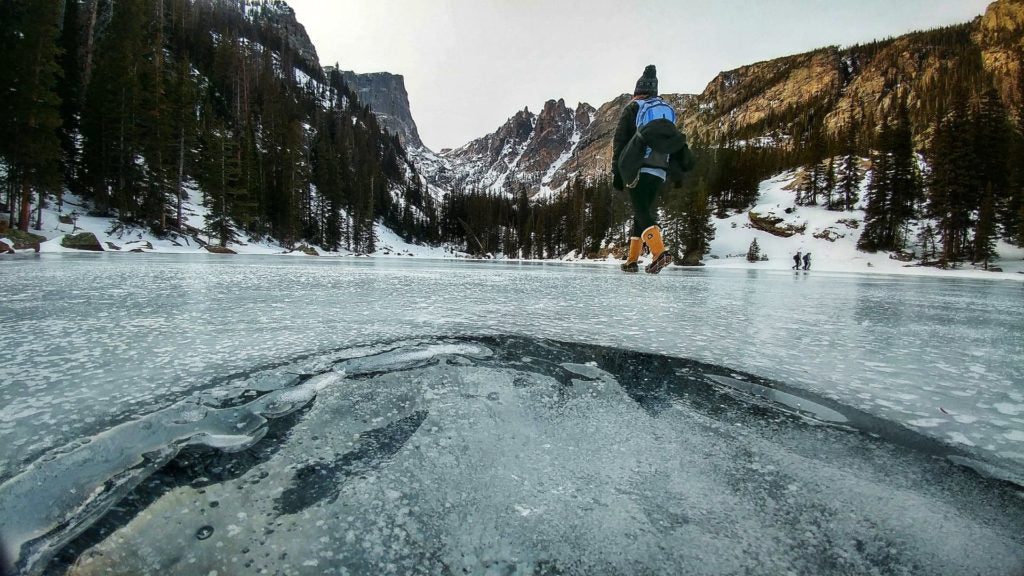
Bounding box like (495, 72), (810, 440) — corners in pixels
(346, 0), (1023, 199)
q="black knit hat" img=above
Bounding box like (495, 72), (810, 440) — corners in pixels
(634, 65), (658, 96)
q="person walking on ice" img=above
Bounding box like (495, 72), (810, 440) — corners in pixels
(803, 252), (812, 271)
(793, 251), (802, 270)
(612, 65), (694, 274)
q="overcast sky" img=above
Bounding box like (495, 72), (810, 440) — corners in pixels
(287, 0), (992, 151)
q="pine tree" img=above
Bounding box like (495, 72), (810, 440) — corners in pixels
(837, 111), (862, 211)
(800, 110), (828, 206)
(80, 0), (149, 218)
(838, 152), (862, 211)
(972, 86), (1009, 205)
(746, 238), (761, 262)
(138, 0), (174, 230)
(679, 179), (715, 264)
(973, 185), (998, 268)
(886, 96), (921, 251)
(166, 55), (198, 231)
(976, 87), (1014, 245)
(310, 113), (345, 251)
(199, 121), (243, 248)
(1003, 58), (1024, 244)
(927, 98), (975, 267)
(858, 117), (892, 252)
(0, 0), (64, 232)
(1018, 203), (1024, 247)
(515, 184), (532, 258)
(916, 223), (939, 264)
(823, 156), (837, 210)
(859, 98), (920, 252)
(58, 0), (83, 201)
(965, 85), (1010, 259)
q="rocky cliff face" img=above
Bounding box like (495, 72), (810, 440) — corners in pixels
(243, 0), (320, 73)
(684, 48), (839, 143)
(975, 0), (1024, 104)
(684, 0), (1023, 145)
(338, 71), (425, 150)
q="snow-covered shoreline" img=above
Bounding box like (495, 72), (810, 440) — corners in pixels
(5, 171), (1023, 281)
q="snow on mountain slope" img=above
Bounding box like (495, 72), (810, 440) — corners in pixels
(535, 107), (595, 200)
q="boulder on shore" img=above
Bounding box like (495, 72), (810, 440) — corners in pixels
(205, 245), (236, 255)
(61, 232), (104, 252)
(748, 211), (806, 238)
(2, 228), (46, 252)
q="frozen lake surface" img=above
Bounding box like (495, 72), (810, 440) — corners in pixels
(1, 255), (1022, 575)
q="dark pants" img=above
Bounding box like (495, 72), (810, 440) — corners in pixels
(629, 173), (664, 237)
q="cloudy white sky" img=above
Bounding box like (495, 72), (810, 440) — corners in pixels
(287, 0), (993, 151)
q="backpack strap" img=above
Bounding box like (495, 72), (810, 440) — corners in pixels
(635, 97), (675, 128)
(635, 99), (655, 128)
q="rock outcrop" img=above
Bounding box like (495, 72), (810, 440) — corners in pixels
(682, 0), (1022, 145)
(244, 0), (321, 74)
(61, 232), (103, 252)
(338, 71), (425, 150)
(1, 229), (47, 252)
(975, 0), (1024, 104)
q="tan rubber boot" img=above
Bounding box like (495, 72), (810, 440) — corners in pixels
(620, 237), (642, 273)
(642, 226), (673, 274)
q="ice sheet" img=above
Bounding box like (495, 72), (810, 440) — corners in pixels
(2, 337), (1020, 576)
(1, 257), (1023, 574)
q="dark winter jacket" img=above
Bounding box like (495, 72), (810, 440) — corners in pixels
(612, 99), (694, 190)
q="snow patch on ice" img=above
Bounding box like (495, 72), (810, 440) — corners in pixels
(908, 418), (947, 428)
(995, 403), (1024, 416)
(947, 432), (977, 447)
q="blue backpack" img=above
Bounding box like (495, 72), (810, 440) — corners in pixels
(636, 97), (676, 128)
(635, 98), (676, 169)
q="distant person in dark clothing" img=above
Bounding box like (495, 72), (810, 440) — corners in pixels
(803, 253), (812, 270)
(612, 65), (694, 274)
(793, 251), (802, 270)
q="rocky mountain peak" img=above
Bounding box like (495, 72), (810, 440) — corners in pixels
(574, 103), (597, 128)
(434, 99), (600, 194)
